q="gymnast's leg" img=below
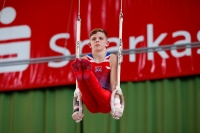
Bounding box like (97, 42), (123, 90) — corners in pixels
(81, 58), (111, 113)
(71, 58), (99, 113)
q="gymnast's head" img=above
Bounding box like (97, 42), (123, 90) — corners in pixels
(88, 28), (109, 50)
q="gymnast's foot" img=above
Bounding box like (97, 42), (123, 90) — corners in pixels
(81, 58), (92, 70)
(81, 58), (92, 80)
(71, 58), (82, 80)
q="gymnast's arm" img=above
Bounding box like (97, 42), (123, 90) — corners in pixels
(109, 54), (118, 92)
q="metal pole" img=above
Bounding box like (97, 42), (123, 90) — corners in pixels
(0, 42), (200, 67)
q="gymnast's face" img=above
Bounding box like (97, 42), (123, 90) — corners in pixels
(89, 32), (109, 52)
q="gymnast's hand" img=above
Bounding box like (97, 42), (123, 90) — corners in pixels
(111, 107), (123, 119)
(111, 93), (124, 119)
(72, 112), (84, 123)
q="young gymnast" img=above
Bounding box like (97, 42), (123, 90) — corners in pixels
(71, 28), (123, 122)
